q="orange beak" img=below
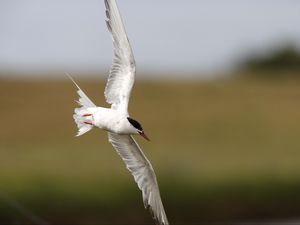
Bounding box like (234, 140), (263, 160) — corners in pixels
(139, 131), (150, 141)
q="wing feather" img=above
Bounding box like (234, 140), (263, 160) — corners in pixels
(108, 133), (169, 225)
(104, 0), (136, 111)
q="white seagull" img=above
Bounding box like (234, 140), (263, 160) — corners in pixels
(68, 0), (169, 224)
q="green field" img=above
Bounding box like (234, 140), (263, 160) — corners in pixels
(1, 76), (300, 224)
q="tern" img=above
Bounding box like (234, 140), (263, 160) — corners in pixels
(68, 0), (169, 224)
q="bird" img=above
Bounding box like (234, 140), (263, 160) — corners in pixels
(67, 0), (169, 224)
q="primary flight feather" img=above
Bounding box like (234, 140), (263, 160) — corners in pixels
(69, 0), (169, 224)
(104, 0), (135, 111)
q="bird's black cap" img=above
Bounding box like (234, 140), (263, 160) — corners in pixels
(127, 117), (143, 131)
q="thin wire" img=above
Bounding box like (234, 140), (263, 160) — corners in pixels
(0, 191), (50, 225)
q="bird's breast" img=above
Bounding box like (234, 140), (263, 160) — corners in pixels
(92, 107), (132, 134)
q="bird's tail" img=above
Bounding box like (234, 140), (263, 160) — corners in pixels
(66, 73), (97, 136)
(73, 107), (95, 137)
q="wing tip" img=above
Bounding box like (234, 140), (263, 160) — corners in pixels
(148, 206), (169, 225)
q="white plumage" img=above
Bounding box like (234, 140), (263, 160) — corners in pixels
(108, 133), (169, 225)
(104, 0), (135, 112)
(68, 0), (169, 225)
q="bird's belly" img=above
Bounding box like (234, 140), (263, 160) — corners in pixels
(91, 107), (130, 134)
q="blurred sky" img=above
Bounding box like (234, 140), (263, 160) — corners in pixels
(0, 0), (300, 78)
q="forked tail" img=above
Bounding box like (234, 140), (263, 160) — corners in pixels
(66, 73), (96, 136)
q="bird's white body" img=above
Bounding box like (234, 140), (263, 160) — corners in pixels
(69, 0), (169, 224)
(75, 106), (137, 134)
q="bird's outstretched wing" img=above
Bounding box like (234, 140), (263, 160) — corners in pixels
(104, 0), (136, 111)
(108, 133), (169, 225)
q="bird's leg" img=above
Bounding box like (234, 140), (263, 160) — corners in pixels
(83, 114), (94, 126)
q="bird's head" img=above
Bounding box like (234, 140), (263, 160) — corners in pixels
(127, 117), (150, 141)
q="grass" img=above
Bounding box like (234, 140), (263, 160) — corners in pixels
(1, 76), (300, 224)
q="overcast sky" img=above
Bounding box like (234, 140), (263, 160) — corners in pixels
(0, 0), (300, 78)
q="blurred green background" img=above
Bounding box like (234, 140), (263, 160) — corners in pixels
(1, 70), (300, 224)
